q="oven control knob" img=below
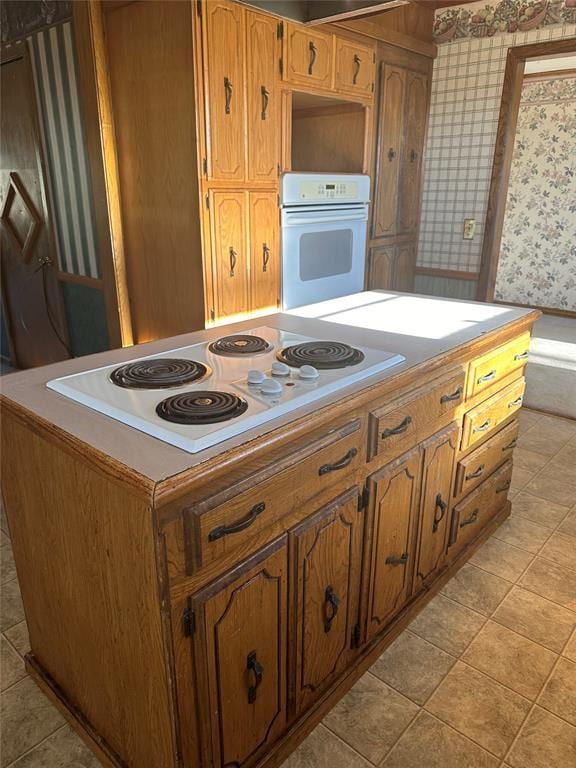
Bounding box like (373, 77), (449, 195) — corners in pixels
(247, 369), (265, 385)
(261, 378), (283, 396)
(271, 362), (290, 377)
(299, 365), (319, 380)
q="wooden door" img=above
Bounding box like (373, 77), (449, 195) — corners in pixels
(211, 191), (248, 319)
(289, 488), (363, 716)
(394, 243), (416, 292)
(0, 48), (68, 368)
(334, 38), (375, 98)
(249, 192), (280, 313)
(368, 245), (396, 290)
(366, 448), (420, 642)
(192, 538), (287, 768)
(372, 64), (405, 239)
(203, 0), (246, 180)
(398, 71), (428, 235)
(246, 11), (280, 183)
(413, 423), (458, 591)
(284, 25), (333, 90)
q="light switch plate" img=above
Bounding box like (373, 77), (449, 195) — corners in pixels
(463, 218), (476, 240)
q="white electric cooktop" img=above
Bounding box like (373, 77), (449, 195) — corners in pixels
(47, 326), (405, 454)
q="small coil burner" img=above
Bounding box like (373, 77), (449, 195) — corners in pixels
(110, 358), (210, 389)
(208, 334), (272, 356)
(277, 341), (365, 369)
(156, 391), (248, 424)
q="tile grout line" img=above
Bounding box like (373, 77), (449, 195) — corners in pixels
(3, 723), (69, 768)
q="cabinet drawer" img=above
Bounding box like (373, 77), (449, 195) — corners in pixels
(334, 37), (375, 97)
(184, 420), (362, 573)
(461, 378), (525, 451)
(449, 460), (512, 555)
(468, 333), (530, 398)
(454, 419), (519, 500)
(369, 369), (465, 462)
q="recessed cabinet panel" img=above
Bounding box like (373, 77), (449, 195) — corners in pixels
(290, 488), (363, 716)
(203, 1), (246, 180)
(284, 25), (333, 90)
(368, 245), (396, 290)
(399, 72), (428, 235)
(249, 192), (280, 313)
(334, 38), (375, 97)
(394, 243), (416, 292)
(211, 191), (249, 319)
(192, 538), (288, 768)
(366, 448), (420, 642)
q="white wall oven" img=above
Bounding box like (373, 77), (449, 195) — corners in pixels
(281, 173), (370, 309)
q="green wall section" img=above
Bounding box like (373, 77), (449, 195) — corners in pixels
(414, 274), (478, 302)
(62, 282), (109, 357)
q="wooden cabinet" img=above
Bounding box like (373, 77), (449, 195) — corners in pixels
(191, 538), (288, 768)
(398, 72), (428, 236)
(368, 242), (416, 292)
(211, 191), (248, 319)
(365, 448), (420, 642)
(283, 24), (333, 90)
(334, 38), (375, 97)
(289, 488), (363, 715)
(413, 423), (458, 591)
(249, 191), (280, 313)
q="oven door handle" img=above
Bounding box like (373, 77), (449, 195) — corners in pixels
(282, 211), (368, 226)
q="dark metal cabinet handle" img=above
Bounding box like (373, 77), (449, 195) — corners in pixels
(382, 415), (412, 439)
(410, 149), (418, 162)
(308, 41), (317, 74)
(496, 482), (511, 494)
(478, 369), (496, 384)
(465, 464), (485, 481)
(387, 147), (396, 161)
(433, 493), (448, 533)
(460, 508), (479, 528)
(514, 351), (529, 361)
(208, 502), (265, 541)
(385, 552), (408, 566)
(229, 247), (237, 277)
(319, 447), (357, 476)
(509, 397), (523, 408)
(224, 77), (233, 114)
(352, 53), (361, 85)
(473, 419), (491, 434)
(262, 243), (270, 272)
(324, 585), (340, 633)
(502, 438), (517, 451)
(260, 85), (269, 120)
(247, 651), (263, 704)
(441, 386), (463, 404)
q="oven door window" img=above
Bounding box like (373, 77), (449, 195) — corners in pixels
(299, 229), (353, 282)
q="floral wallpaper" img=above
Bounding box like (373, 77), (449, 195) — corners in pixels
(434, 0), (576, 42)
(494, 77), (576, 310)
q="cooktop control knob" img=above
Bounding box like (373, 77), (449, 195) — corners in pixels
(299, 365), (319, 380)
(247, 369), (265, 385)
(261, 378), (283, 396)
(271, 361), (290, 377)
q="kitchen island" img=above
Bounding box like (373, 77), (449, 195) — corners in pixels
(1, 291), (539, 768)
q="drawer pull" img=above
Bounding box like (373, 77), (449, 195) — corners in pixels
(319, 447), (358, 476)
(473, 419), (491, 434)
(502, 438), (517, 451)
(382, 415), (412, 439)
(514, 351), (529, 361)
(465, 464), (485, 481)
(208, 501), (265, 541)
(440, 386), (463, 404)
(496, 482), (511, 494)
(324, 585), (340, 633)
(385, 552), (409, 567)
(433, 493), (448, 533)
(478, 370), (496, 384)
(247, 650), (264, 704)
(460, 508), (479, 528)
(509, 397), (523, 408)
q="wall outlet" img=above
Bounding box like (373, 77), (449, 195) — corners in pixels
(463, 218), (476, 240)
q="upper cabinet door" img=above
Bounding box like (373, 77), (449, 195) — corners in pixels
(372, 65), (406, 239)
(246, 11), (280, 182)
(283, 24), (333, 90)
(249, 191), (280, 313)
(203, 1), (246, 180)
(289, 488), (363, 716)
(211, 191), (249, 320)
(398, 71), (428, 235)
(192, 538), (288, 768)
(334, 38), (375, 98)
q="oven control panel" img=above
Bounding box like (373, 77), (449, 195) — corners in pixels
(299, 180), (359, 200)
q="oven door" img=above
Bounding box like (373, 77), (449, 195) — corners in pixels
(281, 206), (368, 310)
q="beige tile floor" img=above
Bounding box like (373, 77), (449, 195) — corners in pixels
(1, 408), (575, 767)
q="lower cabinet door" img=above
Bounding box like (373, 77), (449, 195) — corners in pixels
(192, 537), (288, 768)
(365, 447), (420, 642)
(289, 487), (363, 716)
(413, 423), (458, 592)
